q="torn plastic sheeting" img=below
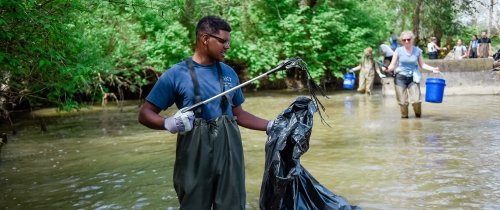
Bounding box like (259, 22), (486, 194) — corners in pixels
(260, 96), (360, 210)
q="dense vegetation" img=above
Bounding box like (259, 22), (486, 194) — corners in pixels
(0, 0), (492, 110)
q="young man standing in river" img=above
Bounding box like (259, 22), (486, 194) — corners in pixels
(138, 16), (273, 210)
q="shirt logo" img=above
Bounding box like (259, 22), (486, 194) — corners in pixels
(223, 76), (233, 89)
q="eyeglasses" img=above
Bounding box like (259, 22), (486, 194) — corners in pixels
(207, 34), (230, 47)
(401, 38), (412, 42)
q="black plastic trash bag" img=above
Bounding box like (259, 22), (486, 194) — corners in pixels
(260, 96), (360, 210)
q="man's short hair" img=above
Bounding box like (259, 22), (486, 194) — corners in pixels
(196, 16), (231, 38)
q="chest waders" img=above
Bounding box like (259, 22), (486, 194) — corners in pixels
(357, 60), (377, 94)
(173, 59), (246, 210)
(478, 42), (489, 58)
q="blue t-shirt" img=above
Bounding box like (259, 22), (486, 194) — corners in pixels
(395, 46), (422, 77)
(146, 59), (245, 120)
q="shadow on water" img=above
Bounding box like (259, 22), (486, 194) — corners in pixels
(1, 91), (499, 209)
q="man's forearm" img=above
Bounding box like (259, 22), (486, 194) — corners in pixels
(233, 106), (268, 131)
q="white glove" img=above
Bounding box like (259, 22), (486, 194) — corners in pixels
(349, 68), (354, 73)
(379, 74), (387, 78)
(164, 109), (195, 133)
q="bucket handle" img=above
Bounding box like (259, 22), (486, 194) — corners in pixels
(345, 68), (356, 78)
(428, 71), (445, 79)
(438, 72), (445, 79)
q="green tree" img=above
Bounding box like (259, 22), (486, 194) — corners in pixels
(2, 0), (477, 110)
(382, 0), (476, 47)
(0, 0), (105, 110)
(223, 0), (388, 87)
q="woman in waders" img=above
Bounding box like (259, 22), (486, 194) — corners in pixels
(387, 31), (441, 118)
(138, 16), (273, 210)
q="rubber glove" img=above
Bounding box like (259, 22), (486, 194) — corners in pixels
(266, 120), (274, 135)
(164, 109), (195, 134)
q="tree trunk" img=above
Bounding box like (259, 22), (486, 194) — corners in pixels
(299, 0), (317, 7)
(180, 0), (195, 47)
(400, 4), (407, 31)
(412, 0), (424, 41)
(472, 12), (479, 35)
(488, 0), (493, 36)
(496, 2), (500, 33)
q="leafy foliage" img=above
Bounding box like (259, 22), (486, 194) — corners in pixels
(0, 0), (473, 109)
(0, 0), (104, 110)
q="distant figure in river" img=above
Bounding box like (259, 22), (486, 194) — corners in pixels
(387, 31), (441, 118)
(349, 47), (385, 95)
(379, 42), (393, 65)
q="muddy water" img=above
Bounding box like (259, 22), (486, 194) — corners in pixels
(0, 91), (499, 209)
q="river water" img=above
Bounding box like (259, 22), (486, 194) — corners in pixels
(1, 90), (499, 210)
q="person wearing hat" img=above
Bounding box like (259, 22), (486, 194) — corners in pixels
(350, 47), (386, 95)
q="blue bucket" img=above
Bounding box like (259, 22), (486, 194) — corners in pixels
(425, 78), (446, 103)
(343, 73), (356, 89)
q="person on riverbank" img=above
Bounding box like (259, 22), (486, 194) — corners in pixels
(349, 47), (386, 95)
(427, 37), (445, 59)
(387, 31), (441, 118)
(467, 35), (479, 59)
(478, 31), (492, 58)
(138, 15), (272, 210)
(452, 39), (467, 59)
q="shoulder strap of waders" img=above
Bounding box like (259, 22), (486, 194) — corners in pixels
(186, 58), (202, 117)
(216, 61), (229, 115)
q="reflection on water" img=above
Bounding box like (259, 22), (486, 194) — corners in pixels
(1, 91), (499, 209)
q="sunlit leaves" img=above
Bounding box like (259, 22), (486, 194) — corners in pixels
(2, 0), (471, 110)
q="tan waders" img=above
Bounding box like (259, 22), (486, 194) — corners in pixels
(400, 105), (409, 118)
(478, 42), (490, 58)
(357, 69), (375, 95)
(413, 102), (421, 118)
(395, 74), (422, 118)
(174, 117), (245, 210)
